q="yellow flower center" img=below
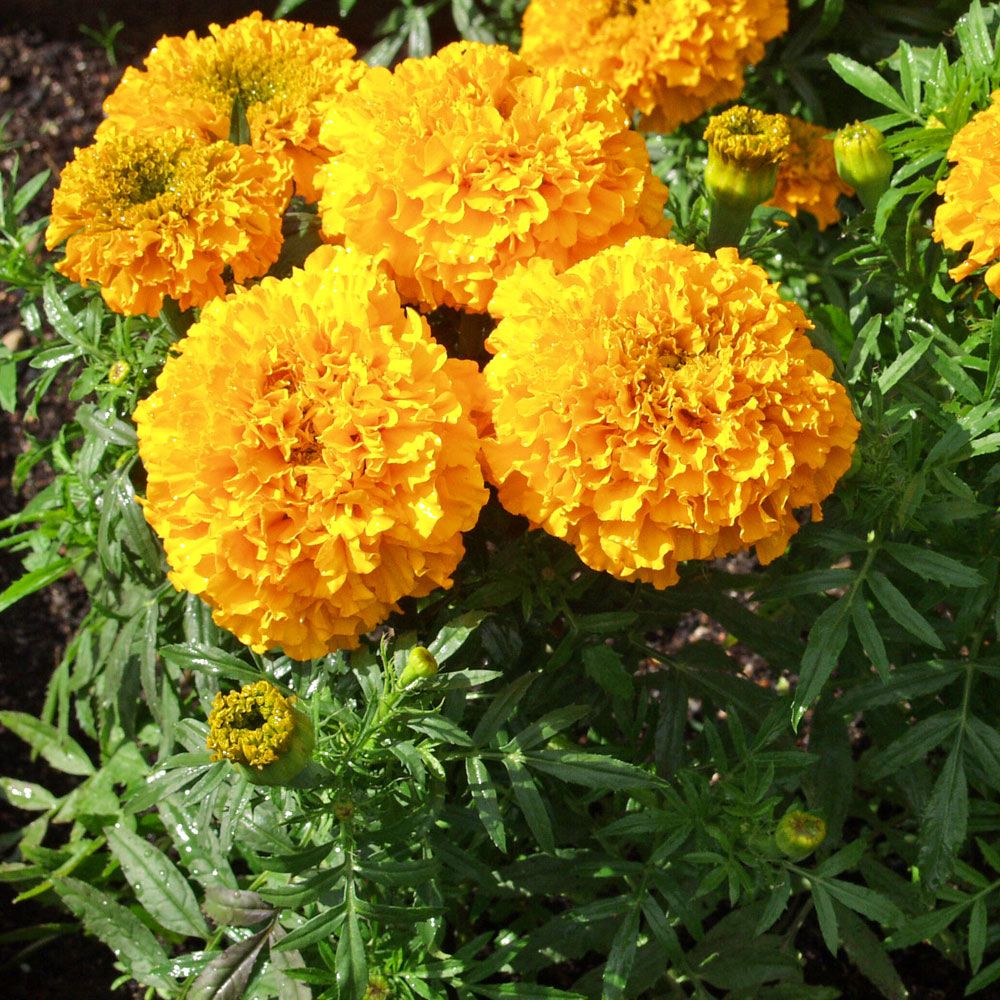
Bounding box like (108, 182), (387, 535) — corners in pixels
(704, 106), (790, 169)
(86, 133), (209, 226)
(197, 50), (284, 111)
(207, 680), (297, 769)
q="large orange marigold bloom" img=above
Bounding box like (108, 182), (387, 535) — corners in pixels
(134, 246), (488, 659)
(519, 0), (789, 134)
(482, 238), (859, 586)
(933, 92), (1000, 295)
(45, 128), (291, 316)
(98, 12), (365, 201)
(315, 41), (669, 313)
(766, 117), (852, 230)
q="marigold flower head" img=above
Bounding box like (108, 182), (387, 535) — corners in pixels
(134, 245), (488, 659)
(933, 93), (1000, 294)
(207, 680), (314, 785)
(315, 41), (669, 313)
(766, 117), (852, 229)
(482, 237), (859, 586)
(46, 128), (291, 316)
(98, 12), (366, 201)
(519, 0), (789, 134)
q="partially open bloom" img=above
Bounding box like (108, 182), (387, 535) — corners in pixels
(46, 128), (291, 315)
(135, 245), (488, 658)
(933, 93), (1000, 294)
(99, 12), (366, 201)
(834, 120), (893, 211)
(704, 105), (790, 248)
(316, 41), (668, 313)
(767, 116), (852, 229)
(482, 237), (859, 586)
(207, 680), (314, 785)
(519, 0), (789, 134)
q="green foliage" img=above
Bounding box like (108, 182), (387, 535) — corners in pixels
(4, 2), (1000, 998)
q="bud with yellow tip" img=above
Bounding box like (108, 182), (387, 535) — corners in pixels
(775, 809), (827, 860)
(398, 646), (439, 688)
(703, 105), (791, 250)
(834, 121), (893, 210)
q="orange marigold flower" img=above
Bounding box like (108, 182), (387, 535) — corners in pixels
(315, 41), (669, 313)
(98, 12), (366, 201)
(766, 117), (852, 229)
(933, 92), (1000, 295)
(519, 0), (789, 134)
(482, 238), (859, 586)
(134, 245), (488, 659)
(45, 128), (291, 316)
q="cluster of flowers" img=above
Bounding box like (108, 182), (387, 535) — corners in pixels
(46, 8), (863, 663)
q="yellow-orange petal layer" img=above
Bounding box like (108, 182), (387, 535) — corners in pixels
(519, 0), (789, 134)
(315, 40), (669, 313)
(45, 128), (291, 316)
(134, 245), (489, 659)
(98, 11), (366, 201)
(482, 238), (859, 585)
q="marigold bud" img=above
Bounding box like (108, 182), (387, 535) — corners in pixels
(207, 680), (314, 786)
(775, 809), (827, 860)
(398, 646), (439, 688)
(834, 121), (893, 210)
(704, 106), (790, 250)
(108, 360), (130, 385)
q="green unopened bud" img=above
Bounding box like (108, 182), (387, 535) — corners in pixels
(703, 106), (790, 250)
(398, 646), (438, 688)
(775, 809), (827, 860)
(365, 973), (391, 1000)
(207, 680), (314, 786)
(108, 360), (130, 385)
(834, 121), (893, 210)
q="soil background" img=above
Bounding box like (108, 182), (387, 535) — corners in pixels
(0, 3), (980, 998)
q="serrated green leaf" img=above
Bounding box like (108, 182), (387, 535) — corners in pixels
(502, 755), (555, 853)
(866, 572), (944, 650)
(967, 954), (1000, 995)
(105, 823), (209, 938)
(602, 904), (639, 1000)
(472, 672), (536, 747)
(203, 887), (275, 928)
(0, 777), (58, 811)
(822, 879), (901, 926)
(828, 54), (912, 115)
(54, 877), (173, 992)
(582, 645), (633, 701)
(812, 883), (839, 954)
(502, 704), (589, 753)
(836, 905), (907, 1000)
(867, 713), (959, 781)
(466, 756), (507, 852)
(850, 597), (889, 679)
(969, 896), (987, 974)
(522, 750), (660, 790)
(918, 742), (967, 892)
(427, 610), (486, 664)
(756, 874), (792, 935)
(0, 558), (76, 616)
(160, 642), (264, 685)
(791, 596), (851, 728)
(883, 543), (987, 588)
(337, 883), (368, 1000)
(0, 711), (93, 776)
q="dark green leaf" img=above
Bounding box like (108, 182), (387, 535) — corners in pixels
(0, 710), (93, 776)
(522, 750), (660, 790)
(466, 756), (507, 852)
(337, 883), (368, 1000)
(791, 595), (851, 728)
(105, 824), (209, 938)
(203, 887), (275, 928)
(0, 558), (75, 616)
(828, 54), (912, 115)
(866, 572), (944, 650)
(918, 742), (967, 892)
(603, 905), (639, 1000)
(472, 673), (536, 747)
(190, 926), (270, 1000)
(884, 543), (986, 588)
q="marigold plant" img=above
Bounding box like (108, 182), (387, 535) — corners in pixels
(519, 0), (789, 133)
(134, 245), (488, 659)
(315, 40), (669, 313)
(766, 116), (852, 229)
(45, 128), (291, 315)
(933, 90), (1000, 294)
(98, 11), (366, 201)
(482, 237), (859, 586)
